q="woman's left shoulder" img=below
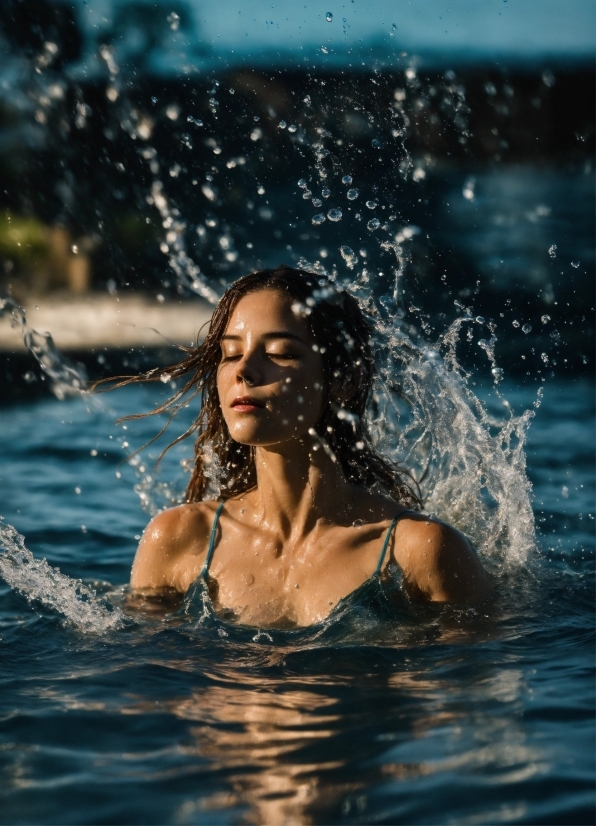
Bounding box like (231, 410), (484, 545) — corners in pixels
(391, 512), (494, 604)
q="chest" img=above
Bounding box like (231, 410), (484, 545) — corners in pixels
(194, 527), (387, 627)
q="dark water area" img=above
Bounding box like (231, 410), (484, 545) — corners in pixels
(0, 378), (593, 825)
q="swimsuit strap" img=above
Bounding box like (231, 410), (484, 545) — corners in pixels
(200, 502), (224, 580)
(374, 509), (415, 576)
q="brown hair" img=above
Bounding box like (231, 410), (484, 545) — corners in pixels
(101, 266), (421, 507)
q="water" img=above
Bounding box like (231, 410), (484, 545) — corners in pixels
(0, 18), (594, 823)
(0, 377), (593, 824)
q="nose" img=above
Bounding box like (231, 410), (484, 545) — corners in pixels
(236, 351), (261, 387)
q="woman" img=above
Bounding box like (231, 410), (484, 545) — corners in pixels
(123, 266), (492, 628)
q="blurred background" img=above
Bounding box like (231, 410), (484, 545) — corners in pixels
(0, 0), (593, 398)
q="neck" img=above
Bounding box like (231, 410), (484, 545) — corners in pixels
(250, 437), (351, 539)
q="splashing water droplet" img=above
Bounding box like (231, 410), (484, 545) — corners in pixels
(512, 320), (520, 328)
(278, 120), (287, 129)
(347, 188), (359, 200)
(312, 198), (323, 207)
(312, 213), (326, 225)
(327, 208), (342, 222)
(522, 324), (532, 334)
(322, 188), (331, 199)
(541, 314), (551, 324)
(548, 244), (557, 258)
(367, 218), (380, 231)
(326, 11), (333, 22)
(571, 261), (580, 268)
(298, 178), (308, 189)
(371, 139), (382, 149)
(342, 175), (352, 184)
(365, 200), (378, 210)
(288, 124), (298, 133)
(340, 245), (358, 268)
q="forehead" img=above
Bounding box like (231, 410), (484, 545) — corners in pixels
(223, 288), (313, 339)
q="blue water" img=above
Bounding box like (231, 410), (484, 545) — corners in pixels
(0, 377), (593, 824)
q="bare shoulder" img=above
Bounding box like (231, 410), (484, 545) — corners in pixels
(392, 513), (493, 604)
(130, 501), (217, 592)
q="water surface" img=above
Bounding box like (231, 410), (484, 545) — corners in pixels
(0, 378), (593, 825)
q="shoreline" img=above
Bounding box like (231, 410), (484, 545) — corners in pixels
(0, 293), (213, 353)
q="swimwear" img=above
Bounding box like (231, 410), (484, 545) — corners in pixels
(184, 503), (415, 632)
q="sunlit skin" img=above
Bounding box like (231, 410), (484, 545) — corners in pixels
(131, 289), (493, 627)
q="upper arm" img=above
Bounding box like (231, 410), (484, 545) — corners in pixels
(395, 517), (493, 604)
(130, 505), (209, 592)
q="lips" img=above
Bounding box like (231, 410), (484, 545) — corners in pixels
(230, 396), (265, 413)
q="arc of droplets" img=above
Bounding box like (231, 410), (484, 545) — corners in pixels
(0, 297), (87, 399)
(287, 79), (535, 568)
(99, 47), (221, 307)
(0, 521), (123, 633)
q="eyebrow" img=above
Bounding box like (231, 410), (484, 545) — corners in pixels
(220, 332), (306, 343)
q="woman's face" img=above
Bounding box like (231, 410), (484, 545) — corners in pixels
(217, 289), (326, 447)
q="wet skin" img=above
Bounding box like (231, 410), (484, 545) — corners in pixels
(131, 289), (492, 627)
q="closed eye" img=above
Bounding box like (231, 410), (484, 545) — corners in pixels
(268, 352), (299, 360)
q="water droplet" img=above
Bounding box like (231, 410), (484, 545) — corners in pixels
(340, 245), (358, 268)
(367, 218), (380, 231)
(347, 188), (359, 200)
(322, 188), (331, 199)
(541, 314), (551, 324)
(288, 124), (297, 133)
(278, 120), (287, 129)
(326, 11), (333, 22)
(512, 319), (520, 328)
(312, 213), (326, 225)
(151, 96), (158, 104)
(371, 139), (382, 149)
(167, 11), (180, 30)
(298, 178), (308, 188)
(342, 175), (352, 184)
(365, 200), (378, 209)
(312, 198), (322, 207)
(352, 519), (364, 527)
(327, 208), (342, 222)
(548, 244), (557, 258)
(571, 261), (580, 268)
(475, 316), (485, 324)
(522, 323), (532, 334)
(491, 367), (504, 383)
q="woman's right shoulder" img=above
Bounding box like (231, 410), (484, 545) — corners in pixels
(130, 501), (219, 592)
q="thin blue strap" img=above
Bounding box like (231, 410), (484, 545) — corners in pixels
(374, 510), (414, 576)
(200, 502), (224, 579)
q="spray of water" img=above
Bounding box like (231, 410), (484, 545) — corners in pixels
(0, 296), (86, 399)
(0, 521), (123, 633)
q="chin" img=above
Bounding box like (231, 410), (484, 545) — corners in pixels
(228, 422), (313, 448)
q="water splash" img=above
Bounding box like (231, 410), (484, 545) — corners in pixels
(0, 521), (123, 633)
(0, 296), (86, 399)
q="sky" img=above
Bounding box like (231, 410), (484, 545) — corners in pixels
(79, 0), (596, 71)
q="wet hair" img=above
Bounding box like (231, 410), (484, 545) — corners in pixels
(101, 265), (420, 507)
